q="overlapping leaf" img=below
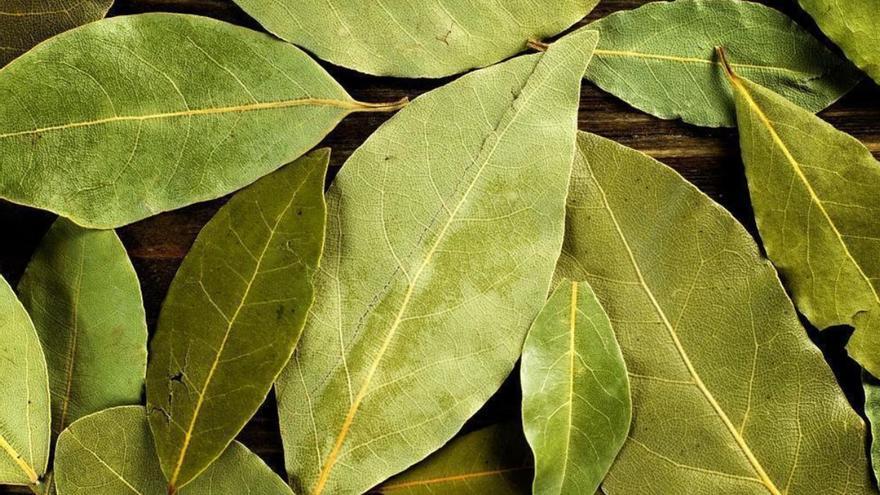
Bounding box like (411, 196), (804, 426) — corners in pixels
(521, 280), (630, 495)
(584, 0), (860, 127)
(146, 150), (328, 491)
(372, 424), (532, 494)
(232, 0), (597, 78)
(865, 376), (880, 480)
(276, 28), (598, 495)
(798, 0), (880, 84)
(0, 276), (50, 489)
(0, 13), (403, 228)
(54, 406), (292, 495)
(0, 0), (113, 67)
(555, 132), (873, 494)
(17, 218), (149, 494)
(723, 55), (880, 378)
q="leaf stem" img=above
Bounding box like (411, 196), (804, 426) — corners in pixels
(350, 97), (409, 113)
(527, 39), (549, 52)
(715, 46), (738, 81)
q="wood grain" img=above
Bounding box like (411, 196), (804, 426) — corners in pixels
(1, 0), (877, 491)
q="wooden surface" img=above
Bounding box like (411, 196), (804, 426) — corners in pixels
(1, 0), (878, 491)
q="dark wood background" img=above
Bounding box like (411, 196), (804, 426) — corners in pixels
(1, 0), (878, 492)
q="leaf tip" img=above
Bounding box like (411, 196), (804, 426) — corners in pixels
(527, 38), (549, 52)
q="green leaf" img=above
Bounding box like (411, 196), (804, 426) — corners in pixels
(866, 376), (880, 480)
(372, 423), (532, 494)
(798, 0), (880, 84)
(276, 28), (598, 495)
(0, 276), (50, 488)
(521, 280), (630, 495)
(0, 0), (112, 67)
(231, 0), (597, 78)
(145, 150), (328, 491)
(583, 0), (860, 127)
(18, 218), (148, 437)
(54, 406), (293, 495)
(0, 13), (404, 229)
(17, 218), (149, 495)
(722, 55), (880, 378)
(556, 132), (873, 494)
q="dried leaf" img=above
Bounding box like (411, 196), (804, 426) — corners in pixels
(521, 280), (630, 494)
(0, 276), (50, 489)
(722, 52), (880, 378)
(232, 0), (597, 77)
(0, 0), (112, 66)
(372, 423), (532, 494)
(276, 28), (598, 495)
(584, 0), (860, 127)
(146, 150), (328, 491)
(0, 13), (403, 228)
(798, 0), (880, 84)
(54, 406), (292, 495)
(556, 132), (873, 494)
(865, 376), (880, 481)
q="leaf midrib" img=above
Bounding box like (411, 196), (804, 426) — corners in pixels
(0, 433), (38, 485)
(0, 97), (362, 141)
(378, 466), (531, 492)
(310, 54), (552, 495)
(167, 170), (312, 489)
(731, 75), (880, 311)
(593, 49), (813, 78)
(584, 157), (782, 495)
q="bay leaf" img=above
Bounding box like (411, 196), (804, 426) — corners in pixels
(18, 218), (148, 437)
(521, 280), (630, 495)
(0, 276), (50, 489)
(371, 423), (532, 495)
(798, 0), (880, 84)
(583, 0), (860, 127)
(276, 28), (599, 495)
(145, 150), (328, 491)
(555, 132), (873, 494)
(0, 13), (404, 229)
(231, 0), (597, 78)
(54, 406), (292, 495)
(0, 0), (112, 67)
(865, 376), (880, 481)
(721, 51), (880, 378)
(17, 218), (149, 495)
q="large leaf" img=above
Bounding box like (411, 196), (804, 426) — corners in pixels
(521, 280), (630, 495)
(555, 132), (873, 494)
(146, 150), (328, 491)
(583, 0), (860, 127)
(371, 424), (532, 494)
(17, 218), (149, 494)
(0, 0), (112, 67)
(0, 13), (403, 229)
(798, 0), (880, 84)
(276, 28), (598, 495)
(232, 0), (597, 78)
(722, 53), (880, 378)
(54, 406), (292, 495)
(0, 276), (50, 489)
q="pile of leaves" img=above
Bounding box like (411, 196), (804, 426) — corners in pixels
(1, 0), (878, 494)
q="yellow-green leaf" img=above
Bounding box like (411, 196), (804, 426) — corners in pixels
(232, 0), (598, 78)
(54, 406), (292, 495)
(584, 0), (861, 127)
(146, 150), (328, 491)
(723, 54), (880, 378)
(0, 13), (402, 229)
(372, 424), (532, 494)
(0, 0), (112, 66)
(865, 376), (880, 481)
(0, 276), (50, 489)
(276, 28), (598, 495)
(521, 280), (630, 495)
(556, 132), (873, 494)
(798, 0), (880, 83)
